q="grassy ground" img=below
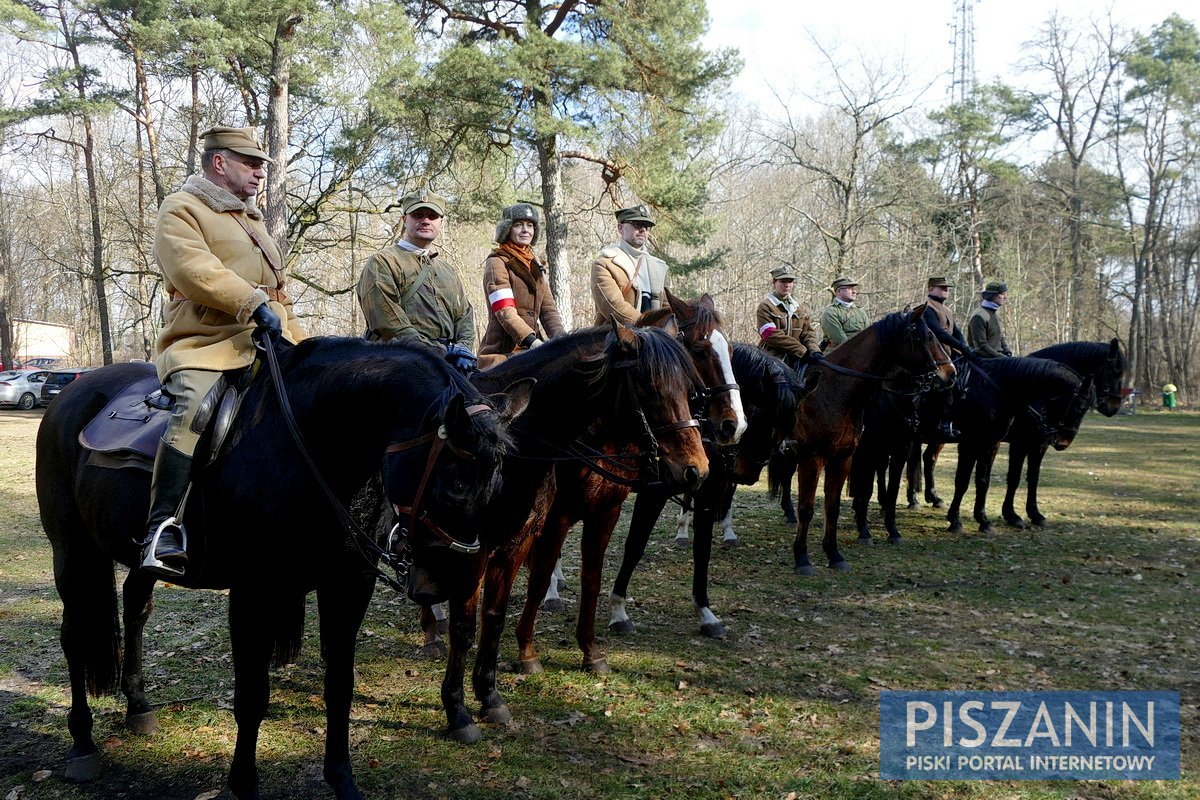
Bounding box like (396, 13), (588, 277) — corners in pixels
(1, 406), (1196, 800)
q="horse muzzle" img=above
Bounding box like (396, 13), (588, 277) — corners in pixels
(406, 565), (448, 606)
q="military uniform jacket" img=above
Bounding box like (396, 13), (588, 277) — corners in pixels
(479, 250), (566, 355)
(154, 175), (305, 381)
(591, 239), (669, 325)
(820, 302), (869, 349)
(756, 294), (820, 360)
(966, 305), (1011, 358)
(357, 244), (475, 352)
(922, 296), (968, 352)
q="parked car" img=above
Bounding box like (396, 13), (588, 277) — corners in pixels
(39, 368), (94, 407)
(0, 369), (51, 410)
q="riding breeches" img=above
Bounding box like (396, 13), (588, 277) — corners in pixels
(161, 368), (223, 458)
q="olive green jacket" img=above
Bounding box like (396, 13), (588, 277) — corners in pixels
(154, 175), (305, 381)
(966, 305), (1011, 358)
(820, 302), (870, 349)
(357, 244), (475, 352)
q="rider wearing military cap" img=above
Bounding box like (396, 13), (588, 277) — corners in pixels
(756, 266), (821, 367)
(478, 202), (566, 365)
(820, 276), (869, 350)
(357, 188), (477, 372)
(591, 204), (670, 325)
(966, 280), (1013, 358)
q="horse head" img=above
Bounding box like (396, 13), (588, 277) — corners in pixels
(902, 305), (957, 388)
(608, 322), (710, 491)
(729, 344), (819, 484)
(1095, 338), (1127, 417)
(641, 290), (747, 446)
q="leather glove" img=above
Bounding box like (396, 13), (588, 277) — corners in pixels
(444, 342), (478, 374)
(806, 350), (826, 362)
(251, 302), (283, 339)
(519, 332), (542, 349)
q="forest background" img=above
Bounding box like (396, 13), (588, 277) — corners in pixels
(0, 0), (1197, 405)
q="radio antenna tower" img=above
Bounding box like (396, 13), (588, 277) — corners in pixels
(950, 0), (977, 105)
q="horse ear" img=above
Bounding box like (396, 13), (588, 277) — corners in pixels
(490, 377), (536, 424)
(659, 314), (680, 338)
(613, 322), (639, 351)
(1109, 338), (1121, 358)
(698, 293), (716, 311)
(905, 302), (918, 315)
(665, 288), (689, 318)
(442, 392), (469, 435)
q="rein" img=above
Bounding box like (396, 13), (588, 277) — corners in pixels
(251, 330), (486, 595)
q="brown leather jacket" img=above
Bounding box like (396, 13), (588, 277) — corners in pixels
(756, 293), (820, 361)
(479, 250), (566, 356)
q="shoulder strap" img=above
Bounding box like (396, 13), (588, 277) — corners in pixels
(402, 255), (437, 307)
(228, 212), (284, 289)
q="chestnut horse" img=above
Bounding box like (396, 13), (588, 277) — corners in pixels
(405, 324), (709, 744)
(769, 308), (957, 575)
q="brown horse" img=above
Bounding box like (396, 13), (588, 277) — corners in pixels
(770, 308), (957, 575)
(508, 292), (747, 677)
(405, 324), (709, 744)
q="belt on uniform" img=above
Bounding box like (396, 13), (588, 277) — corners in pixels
(171, 287), (287, 303)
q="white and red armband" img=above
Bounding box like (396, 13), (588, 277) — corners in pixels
(488, 288), (516, 313)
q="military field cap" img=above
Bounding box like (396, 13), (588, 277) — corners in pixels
(400, 188), (448, 217)
(983, 281), (1008, 294)
(927, 276), (953, 288)
(831, 277), (859, 289)
(616, 204), (654, 225)
(496, 202), (540, 245)
(770, 266), (797, 282)
(199, 126), (272, 163)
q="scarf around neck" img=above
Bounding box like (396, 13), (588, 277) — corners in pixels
(498, 241), (538, 276)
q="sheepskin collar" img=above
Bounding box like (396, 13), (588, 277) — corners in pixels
(182, 174), (263, 220)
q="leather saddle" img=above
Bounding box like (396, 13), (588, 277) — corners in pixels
(78, 371), (246, 470)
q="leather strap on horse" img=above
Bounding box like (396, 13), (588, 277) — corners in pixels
(229, 212), (285, 289)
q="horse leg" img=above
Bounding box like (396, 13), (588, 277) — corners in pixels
(1025, 444), (1049, 527)
(472, 543), (533, 726)
(792, 458), (820, 576)
(553, 556), (567, 592)
(946, 444), (974, 535)
(904, 440), (921, 509)
(541, 555), (565, 613)
(1002, 440), (1028, 528)
(924, 443), (945, 508)
(719, 498), (737, 547)
(316, 572), (375, 800)
(674, 504), (692, 548)
(780, 454), (798, 525)
(575, 500), (627, 673)
(609, 490), (668, 635)
(823, 459), (851, 570)
(515, 513), (571, 674)
(973, 441), (1002, 535)
(693, 483), (733, 639)
(120, 570), (158, 735)
(443, 582), (482, 743)
(849, 443), (874, 543)
(882, 443), (907, 543)
(417, 604), (447, 660)
(226, 588), (276, 800)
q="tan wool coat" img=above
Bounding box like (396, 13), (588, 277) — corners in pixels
(479, 250), (566, 356)
(591, 240), (669, 325)
(154, 175), (305, 381)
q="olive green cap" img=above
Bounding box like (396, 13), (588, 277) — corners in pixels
(927, 276), (953, 288)
(831, 277), (859, 289)
(399, 188), (448, 217)
(983, 281), (1008, 294)
(770, 266), (797, 282)
(199, 126), (272, 163)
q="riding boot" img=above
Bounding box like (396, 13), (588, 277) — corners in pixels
(139, 442), (193, 578)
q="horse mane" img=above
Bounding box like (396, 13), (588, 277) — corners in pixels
(1029, 341), (1125, 375)
(870, 310), (910, 342)
(976, 355), (1082, 388)
(641, 297), (722, 339)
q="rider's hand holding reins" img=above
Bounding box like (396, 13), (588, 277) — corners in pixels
(251, 302), (283, 340)
(444, 342), (479, 374)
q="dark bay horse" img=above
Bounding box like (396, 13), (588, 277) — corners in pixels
(404, 324), (709, 744)
(941, 356), (1090, 535)
(36, 338), (528, 800)
(769, 309), (957, 575)
(508, 294), (747, 676)
(1000, 339), (1126, 528)
(604, 343), (810, 641)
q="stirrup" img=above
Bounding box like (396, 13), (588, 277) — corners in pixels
(140, 517), (188, 577)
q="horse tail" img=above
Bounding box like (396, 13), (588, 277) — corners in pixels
(271, 592), (306, 668)
(766, 449), (790, 501)
(53, 535), (123, 697)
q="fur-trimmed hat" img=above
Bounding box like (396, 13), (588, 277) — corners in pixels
(495, 203), (539, 245)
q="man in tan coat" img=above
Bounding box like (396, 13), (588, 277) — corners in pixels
(591, 204), (669, 325)
(357, 189), (476, 371)
(756, 266), (821, 369)
(142, 125), (306, 577)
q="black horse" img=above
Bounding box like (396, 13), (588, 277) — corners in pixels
(940, 356), (1090, 535)
(1000, 339), (1126, 528)
(606, 343), (810, 640)
(36, 338), (529, 800)
(404, 324), (709, 744)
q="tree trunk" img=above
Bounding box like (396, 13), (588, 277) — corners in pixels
(537, 132), (573, 330)
(264, 14), (302, 256)
(187, 67), (200, 176)
(0, 183), (12, 370)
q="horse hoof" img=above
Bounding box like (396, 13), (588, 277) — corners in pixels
(482, 703), (512, 725)
(1004, 516), (1026, 529)
(857, 536), (874, 547)
(931, 499), (945, 509)
(980, 523), (998, 536)
(419, 640), (448, 660)
(126, 710), (159, 735)
(64, 752), (102, 782)
(674, 536), (691, 549)
(887, 535), (903, 545)
(830, 561), (852, 572)
(556, 578), (567, 592)
(794, 564), (816, 577)
(948, 523), (965, 535)
(722, 536), (739, 548)
(784, 515), (798, 526)
(448, 723), (483, 745)
(700, 622), (727, 640)
(906, 500), (919, 510)
(608, 619), (636, 634)
(516, 658), (544, 675)
(1030, 517), (1047, 528)
(583, 658), (610, 674)
(542, 598), (565, 613)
